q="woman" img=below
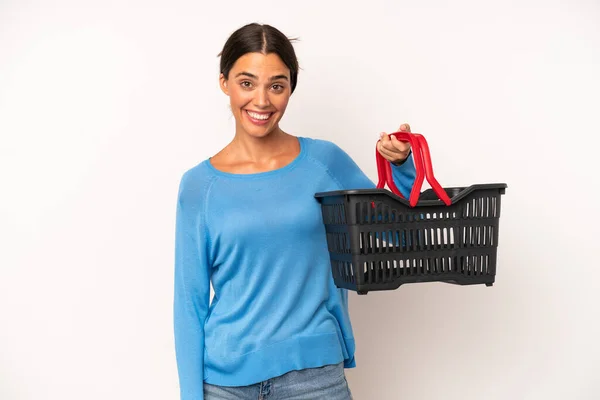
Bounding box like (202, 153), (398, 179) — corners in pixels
(174, 23), (416, 400)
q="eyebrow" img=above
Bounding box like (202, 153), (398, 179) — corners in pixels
(235, 72), (289, 81)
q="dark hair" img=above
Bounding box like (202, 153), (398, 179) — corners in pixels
(219, 23), (299, 93)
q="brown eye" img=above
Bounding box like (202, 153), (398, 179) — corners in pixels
(241, 81), (252, 88)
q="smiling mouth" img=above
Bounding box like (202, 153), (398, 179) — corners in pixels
(245, 110), (274, 121)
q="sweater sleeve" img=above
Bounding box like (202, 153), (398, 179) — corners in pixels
(327, 142), (417, 197)
(174, 171), (211, 400)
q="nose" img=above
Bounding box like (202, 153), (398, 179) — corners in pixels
(253, 88), (271, 109)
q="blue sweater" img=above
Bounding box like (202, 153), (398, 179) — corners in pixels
(174, 136), (416, 399)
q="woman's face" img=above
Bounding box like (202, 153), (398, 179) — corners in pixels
(220, 52), (292, 138)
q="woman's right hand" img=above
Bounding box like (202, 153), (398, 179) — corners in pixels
(377, 123), (412, 165)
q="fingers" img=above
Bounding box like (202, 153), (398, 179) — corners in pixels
(390, 135), (411, 153)
(379, 131), (400, 151)
(378, 133), (411, 162)
(393, 122), (412, 152)
(378, 132), (393, 156)
(378, 143), (410, 165)
(378, 122), (412, 163)
(377, 140), (399, 160)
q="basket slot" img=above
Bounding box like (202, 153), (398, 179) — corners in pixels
(340, 232), (350, 253)
(326, 232), (351, 254)
(462, 196), (499, 219)
(460, 225), (495, 247)
(415, 230), (423, 251)
(389, 260), (397, 280)
(321, 203), (348, 225)
(355, 201), (405, 225)
(357, 202), (365, 224)
(409, 229), (415, 251)
(359, 254), (499, 282)
(362, 262), (370, 283)
(357, 221), (501, 253)
(337, 204), (346, 224)
(408, 259), (415, 275)
(457, 254), (492, 276)
(332, 260), (356, 284)
(430, 257), (438, 273)
(359, 232), (363, 252)
(347, 262), (355, 282)
(414, 259), (422, 275)
(362, 260), (405, 284)
(358, 230), (400, 254)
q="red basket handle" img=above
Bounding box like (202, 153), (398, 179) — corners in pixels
(376, 132), (451, 207)
(412, 133), (452, 206)
(376, 132), (424, 207)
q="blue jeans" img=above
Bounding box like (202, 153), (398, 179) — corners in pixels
(203, 362), (353, 400)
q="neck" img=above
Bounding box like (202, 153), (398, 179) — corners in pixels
(231, 126), (291, 162)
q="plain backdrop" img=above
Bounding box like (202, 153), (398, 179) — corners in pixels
(1, 1), (599, 399)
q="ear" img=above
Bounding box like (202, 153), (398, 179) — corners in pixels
(219, 73), (229, 95)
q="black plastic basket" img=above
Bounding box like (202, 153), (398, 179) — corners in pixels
(315, 132), (507, 294)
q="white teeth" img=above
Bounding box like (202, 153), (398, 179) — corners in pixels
(247, 111), (271, 120)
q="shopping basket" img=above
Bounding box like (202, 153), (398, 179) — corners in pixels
(314, 132), (507, 295)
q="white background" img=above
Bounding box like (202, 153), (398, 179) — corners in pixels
(1, 1), (599, 399)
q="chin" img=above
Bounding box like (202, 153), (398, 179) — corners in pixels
(244, 126), (278, 139)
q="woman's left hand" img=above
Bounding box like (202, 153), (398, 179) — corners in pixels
(377, 123), (412, 165)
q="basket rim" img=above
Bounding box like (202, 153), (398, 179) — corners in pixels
(314, 183), (507, 207)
